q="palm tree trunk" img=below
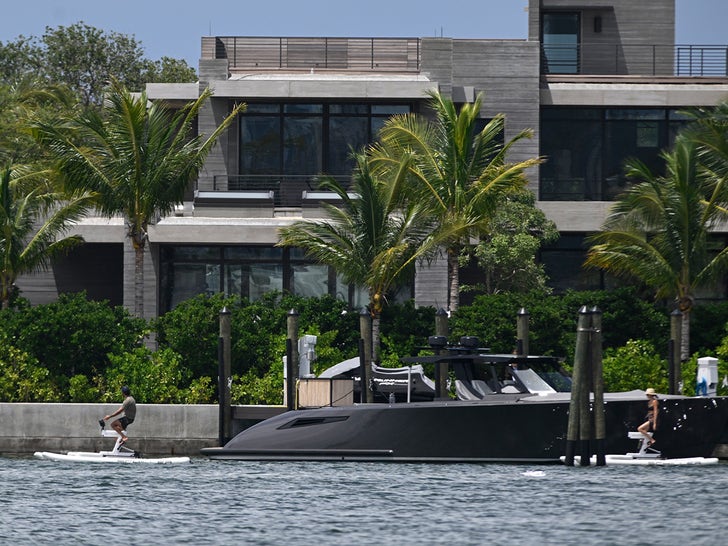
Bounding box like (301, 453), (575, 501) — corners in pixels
(372, 312), (381, 364)
(448, 248), (460, 313)
(681, 310), (690, 364)
(133, 239), (145, 318)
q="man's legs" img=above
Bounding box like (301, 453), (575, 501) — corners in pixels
(110, 419), (128, 442)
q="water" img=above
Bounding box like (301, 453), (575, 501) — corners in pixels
(2, 457), (728, 546)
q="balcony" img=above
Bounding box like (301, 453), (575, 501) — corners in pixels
(195, 175), (351, 215)
(201, 36), (421, 72)
(541, 44), (728, 77)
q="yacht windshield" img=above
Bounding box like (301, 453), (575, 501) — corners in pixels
(512, 368), (557, 394)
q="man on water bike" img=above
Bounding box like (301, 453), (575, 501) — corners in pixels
(103, 386), (136, 445)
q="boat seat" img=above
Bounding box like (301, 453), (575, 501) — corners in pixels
(471, 380), (493, 396)
(455, 380), (481, 400)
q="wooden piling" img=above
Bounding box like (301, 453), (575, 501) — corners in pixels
(435, 308), (449, 399)
(218, 306), (232, 444)
(591, 307), (606, 466)
(517, 307), (530, 356)
(565, 306), (591, 466)
(359, 308), (373, 403)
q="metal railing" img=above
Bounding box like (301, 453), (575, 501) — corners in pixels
(541, 44), (728, 77)
(202, 36), (421, 72)
(206, 174), (350, 207)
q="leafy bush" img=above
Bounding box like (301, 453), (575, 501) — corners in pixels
(1, 292), (147, 378)
(68, 374), (102, 403)
(0, 334), (60, 402)
(231, 358), (284, 405)
(602, 339), (669, 393)
(104, 347), (190, 403)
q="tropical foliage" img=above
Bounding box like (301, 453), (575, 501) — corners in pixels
(372, 90), (542, 312)
(585, 135), (728, 360)
(0, 22), (196, 106)
(32, 81), (245, 317)
(278, 151), (438, 361)
(0, 166), (93, 309)
(467, 188), (559, 295)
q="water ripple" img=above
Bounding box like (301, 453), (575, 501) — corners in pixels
(2, 457), (728, 545)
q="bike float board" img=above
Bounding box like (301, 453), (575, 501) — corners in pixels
(560, 455), (719, 466)
(34, 451), (191, 464)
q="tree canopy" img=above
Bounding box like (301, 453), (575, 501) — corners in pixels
(0, 22), (197, 107)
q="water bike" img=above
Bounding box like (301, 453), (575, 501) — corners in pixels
(34, 419), (191, 464)
(560, 431), (719, 466)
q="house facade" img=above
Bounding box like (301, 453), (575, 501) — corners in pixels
(18, 0), (728, 318)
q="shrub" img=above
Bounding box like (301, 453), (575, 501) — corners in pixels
(0, 334), (60, 402)
(104, 347), (190, 403)
(602, 339), (669, 393)
(2, 292), (147, 378)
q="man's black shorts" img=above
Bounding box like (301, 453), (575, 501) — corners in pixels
(120, 417), (134, 429)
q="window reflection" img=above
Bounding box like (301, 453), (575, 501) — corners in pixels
(540, 107), (688, 201)
(160, 245), (389, 312)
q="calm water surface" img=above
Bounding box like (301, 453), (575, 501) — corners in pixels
(2, 456), (727, 545)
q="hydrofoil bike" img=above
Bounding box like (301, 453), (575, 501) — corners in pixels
(34, 420), (190, 464)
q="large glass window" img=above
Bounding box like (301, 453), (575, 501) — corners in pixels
(159, 245), (389, 312)
(542, 12), (580, 74)
(239, 102), (413, 181)
(540, 108), (689, 201)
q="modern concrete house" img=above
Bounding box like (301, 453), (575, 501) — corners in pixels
(18, 0), (728, 318)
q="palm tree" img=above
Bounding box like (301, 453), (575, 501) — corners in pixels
(585, 136), (728, 360)
(32, 80), (244, 318)
(278, 151), (439, 363)
(371, 90), (541, 312)
(0, 165), (93, 309)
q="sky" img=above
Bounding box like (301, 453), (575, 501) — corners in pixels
(0, 0), (726, 68)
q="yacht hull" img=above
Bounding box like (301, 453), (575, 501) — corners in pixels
(202, 394), (728, 463)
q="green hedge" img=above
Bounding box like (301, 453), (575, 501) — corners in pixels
(3, 289), (728, 402)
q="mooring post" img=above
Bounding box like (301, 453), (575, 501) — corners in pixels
(591, 306), (606, 466)
(670, 309), (682, 395)
(218, 306), (232, 445)
(286, 309), (299, 410)
(516, 307), (530, 356)
(565, 305), (591, 466)
(435, 307), (449, 398)
(577, 308), (593, 466)
(359, 308), (373, 403)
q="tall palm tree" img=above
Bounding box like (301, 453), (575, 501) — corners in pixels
(278, 151), (440, 363)
(585, 136), (728, 360)
(0, 165), (93, 309)
(371, 90), (541, 312)
(32, 80), (244, 318)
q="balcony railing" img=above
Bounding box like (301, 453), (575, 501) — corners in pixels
(205, 174), (350, 208)
(202, 36), (421, 72)
(542, 44), (728, 77)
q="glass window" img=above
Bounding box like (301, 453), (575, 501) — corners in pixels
(540, 114), (603, 200)
(328, 116), (369, 175)
(330, 104), (368, 115)
(240, 116), (280, 174)
(283, 116), (322, 175)
(541, 107), (688, 201)
(371, 105), (410, 115)
(542, 12), (580, 74)
(292, 264), (329, 298)
(167, 263), (221, 309)
(284, 104), (323, 114)
(224, 246), (283, 260)
(249, 264), (283, 300)
(245, 103), (280, 114)
(167, 246), (222, 260)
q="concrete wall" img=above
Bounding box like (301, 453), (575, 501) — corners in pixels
(0, 403), (220, 456)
